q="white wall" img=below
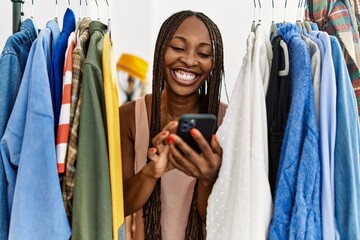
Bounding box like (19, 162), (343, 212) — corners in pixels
(1, 0), (301, 103)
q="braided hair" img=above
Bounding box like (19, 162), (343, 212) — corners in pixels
(143, 10), (224, 240)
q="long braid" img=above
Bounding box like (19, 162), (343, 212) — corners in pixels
(142, 10), (224, 240)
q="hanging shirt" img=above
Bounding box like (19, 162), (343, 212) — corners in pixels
(309, 30), (339, 240)
(103, 33), (126, 240)
(301, 33), (321, 124)
(51, 8), (76, 138)
(61, 17), (91, 219)
(208, 26), (272, 239)
(0, 19), (70, 240)
(0, 18), (37, 240)
(307, 0), (360, 115)
(266, 35), (290, 197)
(71, 21), (112, 240)
(56, 31), (76, 173)
(268, 23), (321, 240)
(331, 35), (360, 240)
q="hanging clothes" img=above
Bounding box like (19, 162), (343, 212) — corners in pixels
(0, 19), (71, 239)
(207, 24), (272, 240)
(331, 35), (360, 240)
(61, 17), (91, 220)
(307, 0), (360, 115)
(268, 23), (321, 239)
(266, 35), (290, 197)
(102, 33), (126, 240)
(56, 31), (76, 173)
(309, 30), (339, 240)
(51, 8), (76, 139)
(0, 18), (37, 240)
(71, 21), (112, 240)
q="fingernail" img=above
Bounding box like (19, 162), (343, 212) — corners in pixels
(161, 131), (168, 136)
(150, 148), (156, 153)
(190, 128), (196, 137)
(213, 134), (217, 142)
(168, 136), (175, 145)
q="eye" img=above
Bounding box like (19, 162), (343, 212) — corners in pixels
(170, 46), (185, 52)
(198, 52), (212, 58)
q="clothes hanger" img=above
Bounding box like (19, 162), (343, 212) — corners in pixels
(54, 0), (58, 22)
(302, 0), (313, 32)
(270, 0), (277, 37)
(251, 0), (257, 32)
(296, 0), (304, 31)
(278, 40), (290, 76)
(94, 0), (100, 21)
(30, 0), (39, 36)
(105, 0), (111, 38)
(283, 0), (288, 23)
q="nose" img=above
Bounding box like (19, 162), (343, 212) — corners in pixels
(180, 52), (198, 67)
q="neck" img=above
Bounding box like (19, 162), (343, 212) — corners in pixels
(161, 88), (200, 124)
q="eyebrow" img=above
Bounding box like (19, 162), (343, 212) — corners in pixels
(171, 35), (212, 47)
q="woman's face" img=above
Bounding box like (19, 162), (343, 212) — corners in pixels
(163, 16), (213, 97)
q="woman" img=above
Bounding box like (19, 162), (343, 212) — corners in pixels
(120, 10), (227, 240)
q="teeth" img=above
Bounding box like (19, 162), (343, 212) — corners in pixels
(174, 70), (196, 81)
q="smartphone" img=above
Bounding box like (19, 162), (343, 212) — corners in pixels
(176, 114), (217, 154)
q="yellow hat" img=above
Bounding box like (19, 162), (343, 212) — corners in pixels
(116, 53), (148, 83)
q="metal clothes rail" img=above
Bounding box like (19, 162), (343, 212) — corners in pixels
(11, 0), (24, 34)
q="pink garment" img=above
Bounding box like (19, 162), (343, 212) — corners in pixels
(133, 96), (196, 240)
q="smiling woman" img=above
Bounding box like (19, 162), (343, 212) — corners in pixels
(119, 10), (227, 240)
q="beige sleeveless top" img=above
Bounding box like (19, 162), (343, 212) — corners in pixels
(133, 96), (196, 240)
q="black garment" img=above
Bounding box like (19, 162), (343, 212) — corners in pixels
(266, 36), (290, 198)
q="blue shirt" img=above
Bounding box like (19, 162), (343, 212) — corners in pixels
(331, 36), (360, 240)
(0, 18), (37, 240)
(268, 23), (322, 240)
(0, 20), (71, 239)
(50, 8), (75, 137)
(309, 31), (339, 240)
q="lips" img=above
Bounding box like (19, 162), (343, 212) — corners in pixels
(172, 69), (198, 85)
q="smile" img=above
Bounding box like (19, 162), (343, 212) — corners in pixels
(173, 70), (198, 82)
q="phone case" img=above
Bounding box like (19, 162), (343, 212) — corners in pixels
(176, 114), (217, 154)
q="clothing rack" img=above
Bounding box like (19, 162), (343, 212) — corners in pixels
(12, 0), (24, 34)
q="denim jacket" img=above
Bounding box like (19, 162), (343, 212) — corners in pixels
(0, 19), (37, 240)
(0, 20), (70, 239)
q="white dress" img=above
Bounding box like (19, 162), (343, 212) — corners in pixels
(207, 24), (273, 240)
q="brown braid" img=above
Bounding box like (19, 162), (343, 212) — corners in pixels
(143, 10), (224, 240)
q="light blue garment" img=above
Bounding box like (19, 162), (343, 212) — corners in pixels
(331, 36), (360, 239)
(309, 31), (340, 240)
(0, 20), (71, 240)
(268, 23), (322, 240)
(0, 19), (37, 240)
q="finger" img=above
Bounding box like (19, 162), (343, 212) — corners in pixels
(168, 151), (193, 176)
(168, 136), (201, 176)
(189, 128), (213, 157)
(147, 147), (158, 162)
(211, 134), (222, 156)
(163, 121), (179, 133)
(152, 130), (170, 148)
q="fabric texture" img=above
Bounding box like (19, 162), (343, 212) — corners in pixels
(50, 8), (76, 138)
(56, 31), (76, 173)
(71, 21), (112, 240)
(268, 23), (322, 240)
(61, 17), (91, 219)
(331, 35), (360, 240)
(0, 18), (37, 240)
(0, 20), (71, 240)
(207, 25), (272, 239)
(103, 33), (126, 240)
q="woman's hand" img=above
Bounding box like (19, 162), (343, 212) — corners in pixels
(167, 128), (222, 185)
(145, 121), (179, 179)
